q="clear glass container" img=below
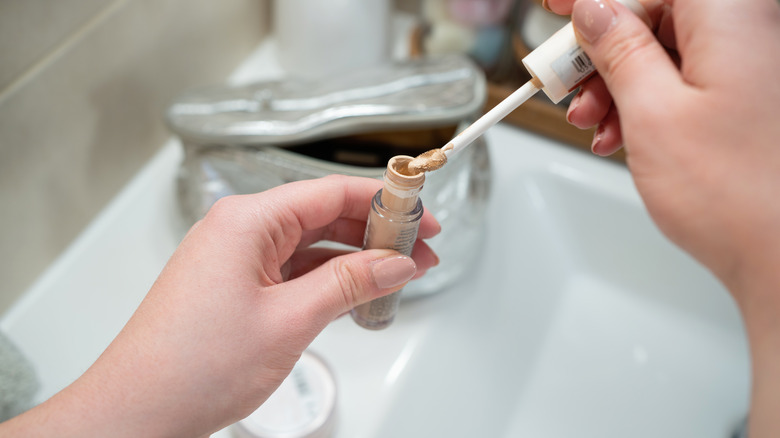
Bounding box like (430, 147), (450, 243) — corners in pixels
(168, 55), (492, 298)
(175, 124), (491, 298)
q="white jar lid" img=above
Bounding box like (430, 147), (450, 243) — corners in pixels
(232, 351), (337, 438)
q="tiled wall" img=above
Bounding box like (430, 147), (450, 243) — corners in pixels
(0, 0), (269, 313)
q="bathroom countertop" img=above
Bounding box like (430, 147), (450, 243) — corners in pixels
(0, 121), (562, 437)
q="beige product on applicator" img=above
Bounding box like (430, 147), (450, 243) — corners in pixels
(407, 0), (651, 171)
(351, 156), (425, 330)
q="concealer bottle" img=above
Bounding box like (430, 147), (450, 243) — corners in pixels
(351, 156), (424, 330)
(522, 0), (651, 103)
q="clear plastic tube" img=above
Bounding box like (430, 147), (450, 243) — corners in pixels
(351, 156), (424, 330)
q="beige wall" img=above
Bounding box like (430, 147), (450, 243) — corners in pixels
(395, 0), (421, 13)
(0, 0), (269, 313)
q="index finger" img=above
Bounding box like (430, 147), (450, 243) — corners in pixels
(545, 0), (671, 25)
(255, 175), (385, 230)
(247, 174), (441, 253)
(255, 175), (437, 232)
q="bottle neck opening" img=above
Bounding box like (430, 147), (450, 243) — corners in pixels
(380, 156), (425, 212)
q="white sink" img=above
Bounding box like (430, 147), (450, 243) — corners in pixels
(1, 40), (749, 437)
(307, 125), (750, 438)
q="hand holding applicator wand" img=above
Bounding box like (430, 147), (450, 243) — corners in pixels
(405, 0), (651, 175)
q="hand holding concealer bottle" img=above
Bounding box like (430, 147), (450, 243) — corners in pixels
(351, 156), (425, 330)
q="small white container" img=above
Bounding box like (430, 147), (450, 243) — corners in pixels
(274, 0), (391, 79)
(232, 351), (337, 438)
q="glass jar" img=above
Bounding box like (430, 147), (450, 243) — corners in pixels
(175, 123), (491, 298)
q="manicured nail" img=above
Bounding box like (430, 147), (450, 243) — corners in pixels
(591, 123), (606, 155)
(573, 0), (617, 44)
(566, 90), (583, 124)
(371, 256), (416, 289)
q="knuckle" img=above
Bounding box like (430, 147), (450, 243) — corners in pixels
(602, 31), (656, 81)
(207, 195), (241, 218)
(330, 258), (365, 310)
(204, 194), (254, 228)
(318, 174), (350, 189)
(322, 173), (348, 183)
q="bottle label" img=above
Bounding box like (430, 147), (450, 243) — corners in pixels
(391, 224), (418, 256)
(363, 213), (418, 256)
(551, 45), (595, 92)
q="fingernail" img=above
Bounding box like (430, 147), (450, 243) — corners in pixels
(542, 0), (551, 12)
(566, 90), (582, 124)
(573, 0), (617, 44)
(371, 256), (416, 289)
(591, 123), (606, 155)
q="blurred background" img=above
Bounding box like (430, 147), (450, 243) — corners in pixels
(0, 0), (271, 312)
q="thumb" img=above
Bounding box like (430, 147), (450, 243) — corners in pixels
(572, 0), (680, 111)
(283, 249), (417, 324)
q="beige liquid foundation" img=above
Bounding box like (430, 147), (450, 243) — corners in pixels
(351, 156), (426, 330)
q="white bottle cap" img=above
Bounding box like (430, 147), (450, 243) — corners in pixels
(232, 351), (337, 438)
(522, 21), (586, 104)
(521, 0), (651, 104)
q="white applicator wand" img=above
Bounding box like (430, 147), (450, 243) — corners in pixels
(441, 78), (541, 159)
(407, 0), (650, 174)
(405, 79), (541, 174)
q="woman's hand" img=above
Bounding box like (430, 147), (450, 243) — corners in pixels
(2, 175), (440, 438)
(548, 0), (780, 303)
(547, 0), (780, 434)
